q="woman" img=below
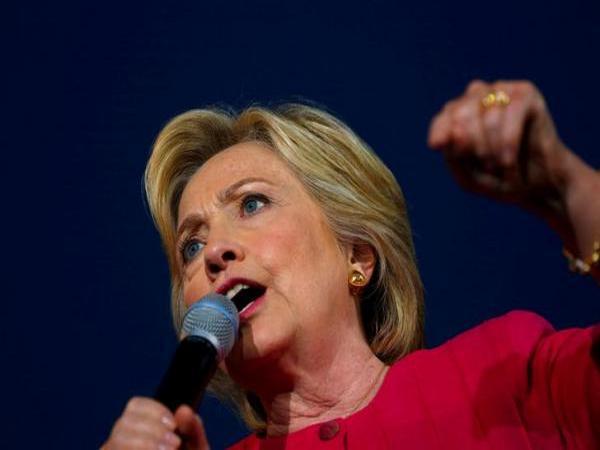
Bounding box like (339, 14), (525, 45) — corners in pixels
(103, 80), (599, 449)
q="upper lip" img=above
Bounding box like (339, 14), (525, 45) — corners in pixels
(215, 277), (266, 296)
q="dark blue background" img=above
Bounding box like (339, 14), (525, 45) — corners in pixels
(8, 1), (598, 448)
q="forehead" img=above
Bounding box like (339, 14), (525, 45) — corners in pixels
(177, 142), (298, 217)
(197, 141), (287, 180)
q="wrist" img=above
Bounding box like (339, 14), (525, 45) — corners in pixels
(554, 148), (600, 256)
(529, 142), (598, 254)
(546, 141), (580, 199)
(523, 141), (574, 243)
(563, 241), (600, 274)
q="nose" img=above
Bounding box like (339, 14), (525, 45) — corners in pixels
(203, 234), (245, 281)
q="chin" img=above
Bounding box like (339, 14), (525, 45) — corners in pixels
(224, 319), (290, 381)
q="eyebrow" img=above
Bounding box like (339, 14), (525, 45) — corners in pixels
(176, 176), (274, 240)
(216, 176), (274, 204)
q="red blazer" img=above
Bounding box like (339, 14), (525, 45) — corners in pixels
(229, 310), (599, 449)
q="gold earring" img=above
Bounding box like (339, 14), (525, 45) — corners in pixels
(349, 270), (367, 288)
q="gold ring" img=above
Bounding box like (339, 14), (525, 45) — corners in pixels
(481, 90), (511, 108)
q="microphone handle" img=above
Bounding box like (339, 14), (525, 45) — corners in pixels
(154, 335), (218, 412)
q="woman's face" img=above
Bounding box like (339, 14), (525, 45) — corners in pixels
(176, 142), (363, 379)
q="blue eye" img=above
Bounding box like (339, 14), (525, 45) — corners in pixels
(242, 195), (266, 215)
(182, 240), (204, 263)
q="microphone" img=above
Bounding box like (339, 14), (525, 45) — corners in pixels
(154, 293), (239, 412)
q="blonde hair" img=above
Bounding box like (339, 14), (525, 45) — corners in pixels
(144, 104), (424, 431)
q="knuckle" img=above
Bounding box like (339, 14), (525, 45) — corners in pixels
(128, 437), (154, 450)
(515, 80), (538, 98)
(452, 103), (472, 123)
(532, 93), (547, 111)
(466, 79), (486, 93)
(119, 415), (136, 429)
(519, 80), (536, 92)
(482, 110), (501, 129)
(112, 416), (130, 434)
(429, 113), (443, 131)
(443, 99), (458, 113)
(125, 397), (142, 412)
(490, 79), (505, 90)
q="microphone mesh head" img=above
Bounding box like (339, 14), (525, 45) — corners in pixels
(180, 294), (239, 362)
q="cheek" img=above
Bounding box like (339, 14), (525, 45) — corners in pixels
(256, 214), (321, 279)
(259, 213), (346, 305)
(181, 267), (210, 308)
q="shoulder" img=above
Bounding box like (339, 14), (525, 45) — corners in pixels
(382, 310), (559, 400)
(436, 310), (557, 386)
(394, 309), (556, 370)
(446, 309), (555, 355)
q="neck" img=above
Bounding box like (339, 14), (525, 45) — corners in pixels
(252, 338), (389, 436)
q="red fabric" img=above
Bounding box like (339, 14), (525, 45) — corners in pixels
(228, 310), (599, 449)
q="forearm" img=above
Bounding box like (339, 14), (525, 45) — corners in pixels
(549, 148), (600, 282)
(427, 79), (600, 283)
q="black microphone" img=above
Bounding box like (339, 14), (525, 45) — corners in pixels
(154, 293), (239, 412)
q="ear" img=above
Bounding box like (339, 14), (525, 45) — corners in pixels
(347, 242), (377, 283)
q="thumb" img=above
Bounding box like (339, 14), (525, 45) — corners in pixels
(174, 405), (210, 450)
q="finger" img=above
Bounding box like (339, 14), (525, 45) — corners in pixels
(498, 94), (531, 167)
(464, 79), (488, 96)
(480, 103), (506, 163)
(449, 96), (488, 159)
(446, 156), (516, 201)
(175, 405), (210, 450)
(107, 428), (181, 450)
(104, 397), (182, 450)
(110, 397), (181, 449)
(124, 397), (177, 428)
(428, 107), (453, 150)
(429, 80), (488, 151)
(502, 81), (547, 166)
(113, 413), (181, 447)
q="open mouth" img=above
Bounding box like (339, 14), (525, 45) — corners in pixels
(226, 284), (266, 313)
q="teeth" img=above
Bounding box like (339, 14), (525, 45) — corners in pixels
(225, 284), (249, 300)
